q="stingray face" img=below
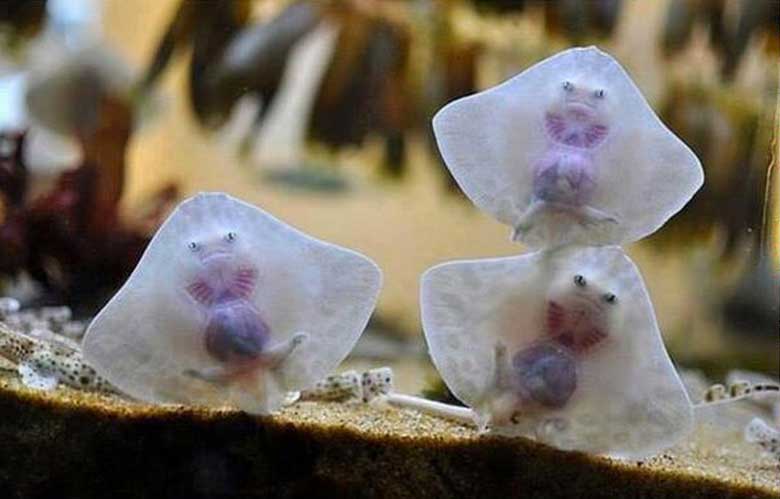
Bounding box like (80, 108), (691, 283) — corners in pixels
(561, 273), (618, 314)
(551, 79), (609, 122)
(187, 230), (242, 267)
(183, 230), (254, 287)
(545, 273), (618, 354)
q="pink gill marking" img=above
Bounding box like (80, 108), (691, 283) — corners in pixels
(580, 327), (607, 350)
(545, 114), (567, 141)
(232, 266), (258, 298)
(546, 301), (565, 332)
(545, 113), (608, 149)
(187, 280), (215, 306)
(584, 125), (608, 148)
(545, 300), (607, 355)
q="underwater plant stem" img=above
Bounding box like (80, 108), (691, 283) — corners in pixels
(386, 393), (476, 425)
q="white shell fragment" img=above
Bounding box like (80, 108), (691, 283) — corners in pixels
(18, 362), (59, 391)
(420, 246), (692, 459)
(0, 297), (21, 317)
(83, 192), (382, 414)
(432, 46), (703, 249)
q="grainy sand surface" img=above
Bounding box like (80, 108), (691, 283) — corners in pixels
(1, 361), (777, 496)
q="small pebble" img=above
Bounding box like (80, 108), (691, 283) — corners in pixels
(16, 311), (39, 329)
(26, 319), (51, 334)
(4, 314), (23, 330)
(40, 306), (72, 326)
(0, 297), (20, 317)
(28, 327), (56, 341)
(61, 320), (87, 339)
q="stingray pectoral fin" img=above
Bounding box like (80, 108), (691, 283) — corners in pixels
(577, 205), (619, 227)
(473, 341), (506, 407)
(183, 366), (231, 385)
(263, 332), (309, 369)
(511, 201), (545, 241)
(184, 333), (308, 382)
(492, 341), (510, 388)
(490, 392), (522, 428)
(486, 341), (522, 427)
(18, 361), (59, 391)
(514, 202), (618, 241)
(473, 388), (517, 431)
(472, 407), (492, 433)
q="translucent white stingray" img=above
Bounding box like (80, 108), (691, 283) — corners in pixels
(420, 246), (693, 459)
(432, 46), (703, 249)
(83, 192), (382, 414)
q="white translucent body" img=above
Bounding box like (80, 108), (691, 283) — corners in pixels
(82, 192), (382, 414)
(420, 246), (693, 459)
(432, 46), (703, 249)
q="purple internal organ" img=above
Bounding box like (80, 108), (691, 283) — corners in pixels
(534, 83), (608, 207)
(497, 275), (616, 414)
(532, 148), (597, 207)
(512, 81), (615, 240)
(187, 263), (276, 374)
(204, 300), (271, 364)
(182, 235), (304, 383)
(511, 343), (577, 409)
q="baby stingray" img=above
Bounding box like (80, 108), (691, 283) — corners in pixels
(82, 192), (382, 415)
(483, 273), (618, 423)
(432, 46), (703, 249)
(420, 246), (693, 459)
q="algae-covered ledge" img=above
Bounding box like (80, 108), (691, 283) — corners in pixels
(0, 372), (777, 499)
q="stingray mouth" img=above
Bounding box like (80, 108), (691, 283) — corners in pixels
(563, 100), (596, 119)
(568, 292), (605, 316)
(200, 249), (233, 263)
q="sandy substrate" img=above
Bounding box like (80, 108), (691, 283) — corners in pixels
(0, 364), (777, 498)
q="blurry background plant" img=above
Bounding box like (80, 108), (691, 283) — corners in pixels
(0, 0), (776, 376)
(0, 0), (177, 312)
